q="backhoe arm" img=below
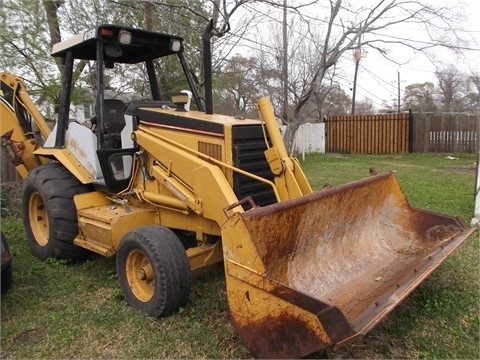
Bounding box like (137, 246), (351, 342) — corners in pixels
(1, 72), (51, 178)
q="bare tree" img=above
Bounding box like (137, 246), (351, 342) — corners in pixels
(275, 0), (471, 152)
(318, 84), (351, 117)
(403, 82), (437, 112)
(217, 55), (262, 116)
(467, 70), (480, 115)
(435, 65), (467, 112)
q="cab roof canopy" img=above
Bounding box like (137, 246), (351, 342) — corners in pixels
(51, 24), (184, 64)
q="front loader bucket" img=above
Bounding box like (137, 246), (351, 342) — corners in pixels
(221, 172), (475, 358)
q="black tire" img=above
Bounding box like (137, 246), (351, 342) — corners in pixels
(117, 225), (191, 317)
(22, 163), (92, 260)
(1, 232), (13, 295)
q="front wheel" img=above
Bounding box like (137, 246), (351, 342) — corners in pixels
(116, 226), (191, 317)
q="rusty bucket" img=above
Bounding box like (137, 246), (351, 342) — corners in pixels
(221, 172), (475, 358)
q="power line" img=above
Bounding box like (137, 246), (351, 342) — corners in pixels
(359, 63), (398, 94)
(332, 74), (387, 108)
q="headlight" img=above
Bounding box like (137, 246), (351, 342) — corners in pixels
(118, 30), (132, 45)
(170, 39), (181, 52)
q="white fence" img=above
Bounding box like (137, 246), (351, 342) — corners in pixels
(280, 123), (326, 158)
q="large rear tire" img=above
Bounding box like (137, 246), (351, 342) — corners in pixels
(22, 163), (91, 260)
(117, 225), (191, 317)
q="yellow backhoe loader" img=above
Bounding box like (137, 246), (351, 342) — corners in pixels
(0, 23), (475, 358)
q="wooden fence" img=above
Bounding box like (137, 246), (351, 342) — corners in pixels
(325, 113), (410, 154)
(325, 112), (479, 154)
(410, 113), (478, 153)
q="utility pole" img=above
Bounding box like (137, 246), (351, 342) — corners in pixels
(397, 70), (401, 113)
(351, 30), (362, 116)
(473, 115), (480, 225)
(282, 0), (288, 123)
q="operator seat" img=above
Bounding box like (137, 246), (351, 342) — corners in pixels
(103, 99), (126, 148)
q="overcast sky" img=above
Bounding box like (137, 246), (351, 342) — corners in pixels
(338, 0), (480, 109)
(229, 0), (480, 110)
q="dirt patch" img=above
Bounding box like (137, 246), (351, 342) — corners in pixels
(432, 166), (476, 174)
(13, 328), (45, 344)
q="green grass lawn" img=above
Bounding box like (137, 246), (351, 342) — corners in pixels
(1, 153), (478, 359)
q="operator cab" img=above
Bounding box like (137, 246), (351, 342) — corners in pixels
(49, 24), (203, 193)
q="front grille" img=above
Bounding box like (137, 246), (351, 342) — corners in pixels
(232, 125), (277, 207)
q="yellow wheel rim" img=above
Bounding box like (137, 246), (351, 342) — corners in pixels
(125, 249), (155, 302)
(28, 192), (49, 246)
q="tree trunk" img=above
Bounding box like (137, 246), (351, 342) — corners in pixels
(43, 0), (64, 71)
(283, 119), (303, 155)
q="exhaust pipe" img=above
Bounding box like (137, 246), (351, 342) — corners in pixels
(202, 20), (214, 114)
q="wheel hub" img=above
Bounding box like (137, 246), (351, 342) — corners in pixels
(138, 263), (153, 281)
(126, 249), (155, 302)
(29, 192), (49, 246)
